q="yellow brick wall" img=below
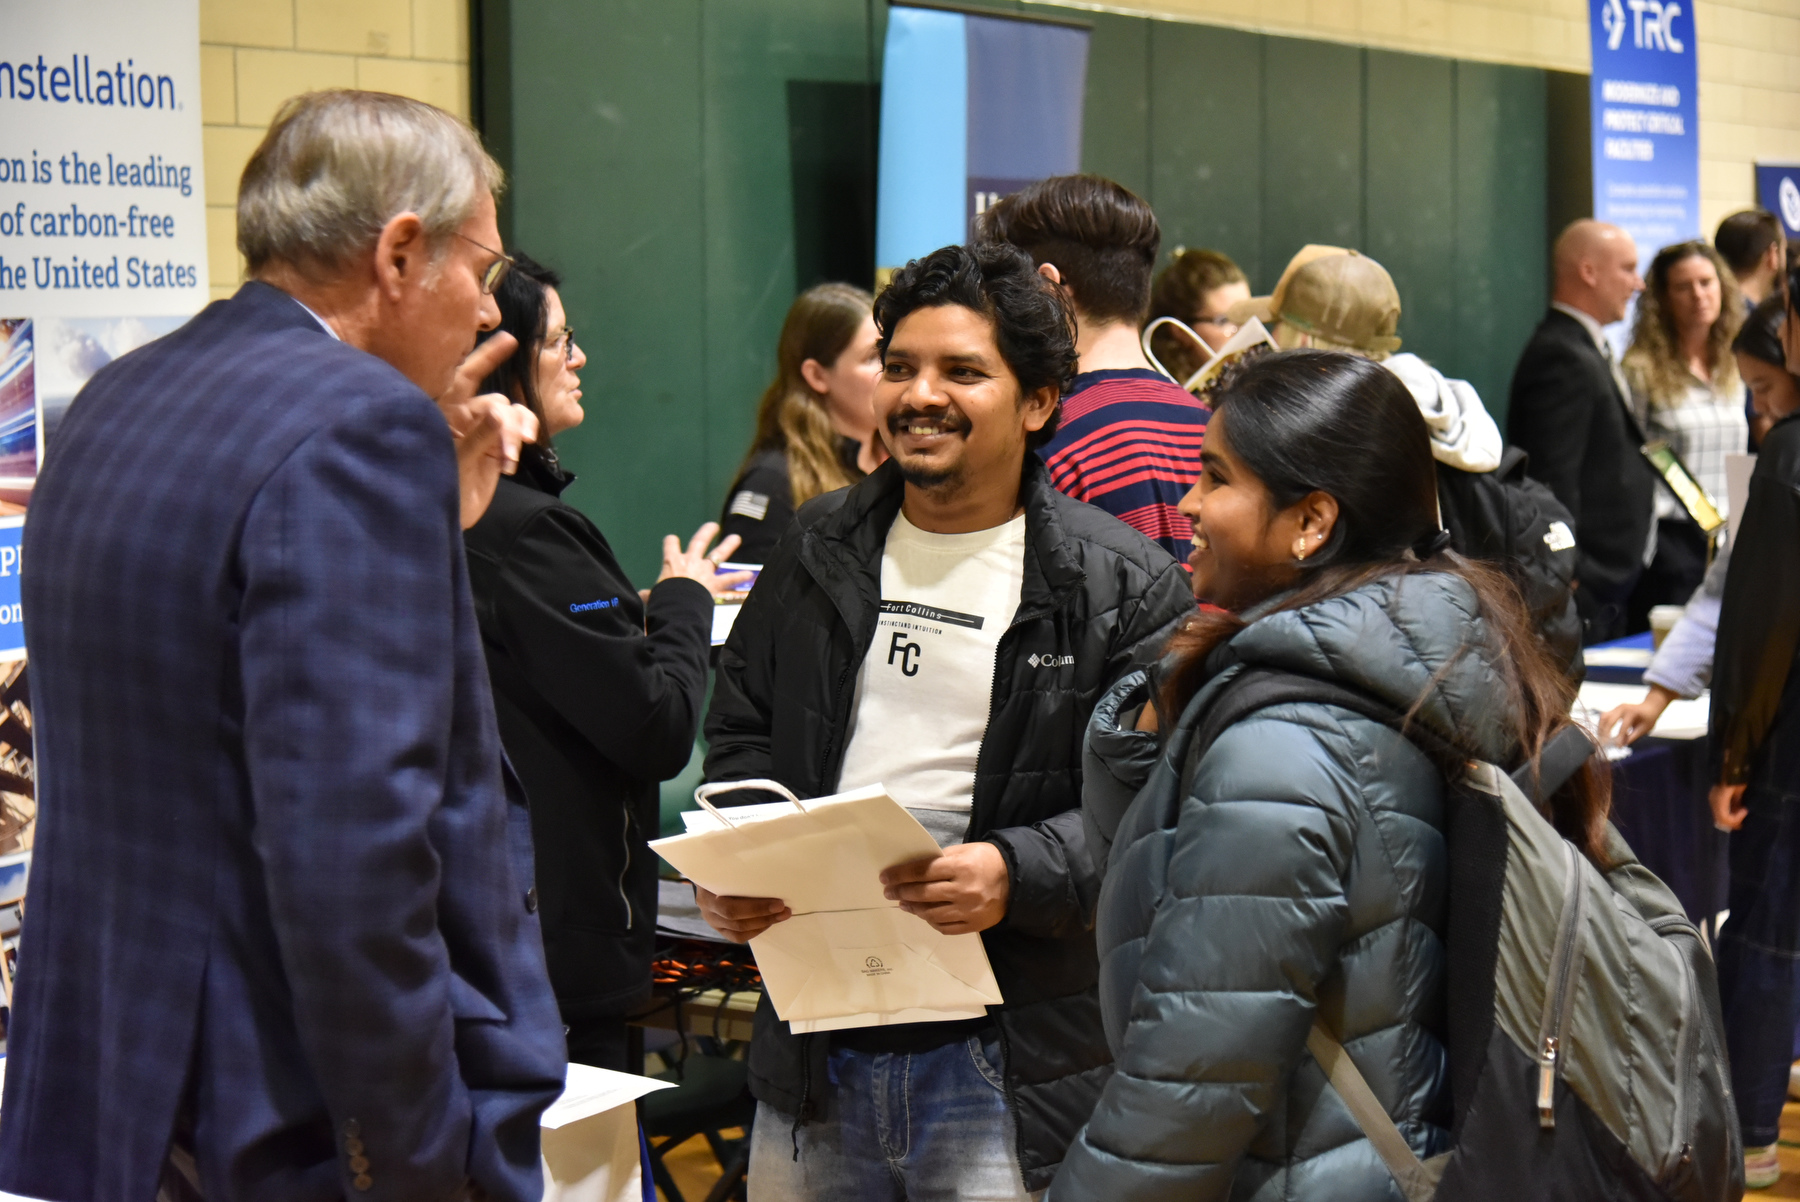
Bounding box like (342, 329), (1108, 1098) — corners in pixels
(199, 0), (471, 301)
(1062, 0), (1800, 240)
(193, 0), (1794, 294)
(1694, 0), (1800, 239)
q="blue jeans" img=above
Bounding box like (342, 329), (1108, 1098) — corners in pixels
(747, 1034), (1033, 1202)
(1716, 712), (1800, 1147)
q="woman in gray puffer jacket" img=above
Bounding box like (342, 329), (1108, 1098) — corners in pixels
(1052, 351), (1611, 1200)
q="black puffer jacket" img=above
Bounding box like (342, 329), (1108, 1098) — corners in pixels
(465, 454), (713, 1023)
(1056, 571), (1515, 1200)
(704, 456), (1194, 1191)
(1711, 411), (1800, 785)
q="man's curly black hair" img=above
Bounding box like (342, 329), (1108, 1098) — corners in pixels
(873, 242), (1078, 450)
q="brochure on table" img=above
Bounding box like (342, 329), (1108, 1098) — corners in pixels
(710, 563), (760, 646)
(1577, 682), (1710, 742)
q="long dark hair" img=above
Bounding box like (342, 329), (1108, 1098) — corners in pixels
(1160, 351), (1613, 861)
(477, 251), (563, 454)
(1734, 293), (1792, 370)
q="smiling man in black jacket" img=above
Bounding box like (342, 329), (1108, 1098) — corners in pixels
(696, 243), (1194, 1198)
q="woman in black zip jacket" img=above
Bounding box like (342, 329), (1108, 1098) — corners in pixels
(1707, 292), (1800, 1188)
(463, 253), (748, 1069)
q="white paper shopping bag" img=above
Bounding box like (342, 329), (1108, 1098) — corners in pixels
(650, 781), (1003, 1027)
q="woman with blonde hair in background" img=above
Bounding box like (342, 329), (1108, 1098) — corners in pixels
(1621, 240), (1746, 627)
(719, 283), (884, 563)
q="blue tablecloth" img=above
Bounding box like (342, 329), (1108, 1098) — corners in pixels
(1581, 632), (1725, 925)
(1606, 737), (1727, 926)
(1583, 630), (1657, 685)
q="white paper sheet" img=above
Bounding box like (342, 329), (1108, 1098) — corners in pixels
(1576, 683), (1711, 741)
(541, 1062), (675, 1130)
(709, 563), (761, 647)
(1726, 453), (1756, 543)
(1582, 645), (1654, 669)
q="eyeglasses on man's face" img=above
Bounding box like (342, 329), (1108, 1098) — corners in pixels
(455, 232), (514, 294)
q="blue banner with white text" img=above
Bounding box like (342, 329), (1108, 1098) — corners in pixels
(876, 5), (1088, 278)
(1755, 164), (1800, 240)
(1589, 0), (1700, 266)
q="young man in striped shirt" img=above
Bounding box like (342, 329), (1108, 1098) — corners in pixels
(977, 175), (1209, 564)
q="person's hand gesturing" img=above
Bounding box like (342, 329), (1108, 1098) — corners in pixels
(659, 522), (755, 598)
(436, 334), (539, 528)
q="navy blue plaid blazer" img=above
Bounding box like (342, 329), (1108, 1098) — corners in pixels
(0, 282), (567, 1202)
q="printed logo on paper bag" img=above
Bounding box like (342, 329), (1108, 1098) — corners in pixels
(862, 956), (889, 977)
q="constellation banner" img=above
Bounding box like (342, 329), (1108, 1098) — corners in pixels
(876, 4), (1088, 280)
(1589, 0), (1700, 267)
(0, 0), (205, 644)
(0, 0), (206, 893)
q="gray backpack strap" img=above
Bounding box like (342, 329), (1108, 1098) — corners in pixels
(1307, 1021), (1448, 1201)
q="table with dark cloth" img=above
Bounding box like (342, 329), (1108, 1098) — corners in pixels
(1581, 633), (1727, 928)
(1607, 736), (1728, 926)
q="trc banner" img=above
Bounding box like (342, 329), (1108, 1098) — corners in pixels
(1588, 0), (1700, 267)
(876, 4), (1089, 281)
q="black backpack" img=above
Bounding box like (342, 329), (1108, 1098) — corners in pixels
(1181, 667), (1742, 1202)
(1437, 445), (1583, 678)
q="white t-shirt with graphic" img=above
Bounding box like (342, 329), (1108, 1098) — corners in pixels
(834, 511), (1028, 847)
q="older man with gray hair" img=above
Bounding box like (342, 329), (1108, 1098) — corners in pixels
(0, 90), (567, 1202)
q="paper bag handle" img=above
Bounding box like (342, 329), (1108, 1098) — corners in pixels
(691, 779), (809, 829)
(1141, 315), (1231, 394)
(1140, 315), (1194, 384)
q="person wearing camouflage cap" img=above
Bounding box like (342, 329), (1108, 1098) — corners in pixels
(1229, 246), (1583, 671)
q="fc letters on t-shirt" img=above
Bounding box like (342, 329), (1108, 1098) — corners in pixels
(879, 600), (985, 679)
(835, 513), (1027, 817)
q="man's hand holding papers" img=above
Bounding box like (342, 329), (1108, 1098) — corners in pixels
(694, 888), (791, 943)
(881, 842), (1010, 935)
(698, 839), (1010, 943)
(652, 781), (1005, 1029)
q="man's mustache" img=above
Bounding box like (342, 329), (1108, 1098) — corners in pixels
(887, 406), (970, 435)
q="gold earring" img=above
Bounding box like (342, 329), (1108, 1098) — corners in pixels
(1293, 538), (1307, 560)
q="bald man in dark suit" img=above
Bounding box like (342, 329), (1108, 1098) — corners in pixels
(1508, 220), (1658, 645)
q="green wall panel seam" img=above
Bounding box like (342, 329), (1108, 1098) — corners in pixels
(1358, 47), (1367, 255)
(698, 0), (712, 500)
(1258, 34), (1267, 288)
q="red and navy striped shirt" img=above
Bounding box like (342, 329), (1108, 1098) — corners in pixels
(1038, 369), (1208, 566)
